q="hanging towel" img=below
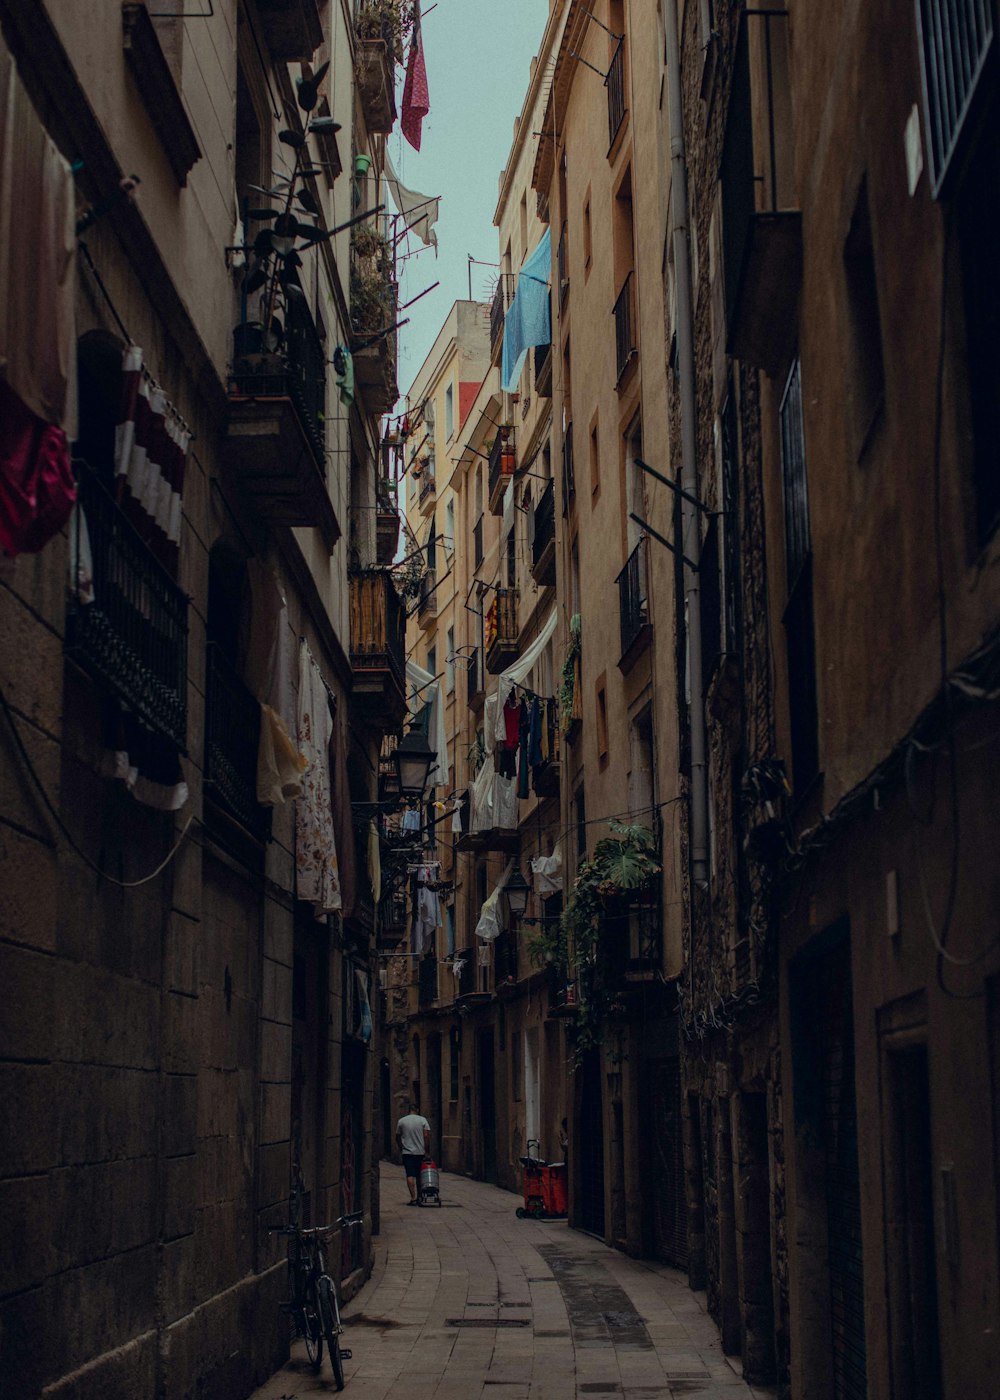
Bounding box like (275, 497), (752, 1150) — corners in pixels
(295, 639), (342, 912)
(384, 149), (440, 251)
(401, 1), (430, 151)
(334, 345), (354, 406)
(257, 703), (308, 806)
(501, 229), (552, 392)
(528, 696), (543, 767)
(368, 818), (381, 905)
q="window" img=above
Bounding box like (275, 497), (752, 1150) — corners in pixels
(575, 785), (587, 864)
(446, 627), (455, 694)
(721, 383), (743, 658)
(780, 358), (819, 793)
(511, 1029), (522, 1099)
(595, 673), (609, 768)
(474, 514), (484, 569)
(700, 515), (722, 684)
(583, 192), (593, 274)
(519, 190), (528, 262)
(427, 644), (436, 678)
(446, 903), (455, 956)
(843, 180), (885, 457)
(445, 382), (455, 440)
(449, 1026), (459, 1101)
(505, 528), (516, 588)
(589, 417), (600, 498)
(445, 498), (455, 555)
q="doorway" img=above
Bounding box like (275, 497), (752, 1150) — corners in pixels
(479, 1029), (497, 1182)
(427, 1033), (443, 1163)
(577, 1048), (606, 1237)
(642, 1058), (688, 1267)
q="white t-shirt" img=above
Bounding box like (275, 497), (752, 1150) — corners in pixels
(397, 1113), (430, 1155)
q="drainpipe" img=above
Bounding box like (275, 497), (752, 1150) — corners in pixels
(664, 3), (708, 892)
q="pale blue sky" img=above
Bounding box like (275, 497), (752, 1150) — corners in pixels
(387, 0), (550, 402)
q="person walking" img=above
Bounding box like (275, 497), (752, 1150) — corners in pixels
(396, 1104), (431, 1205)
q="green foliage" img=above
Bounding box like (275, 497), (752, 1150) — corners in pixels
(554, 821), (661, 1061)
(355, 0), (414, 64)
(558, 613), (582, 736)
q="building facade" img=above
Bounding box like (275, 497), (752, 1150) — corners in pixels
(0, 0), (410, 1395)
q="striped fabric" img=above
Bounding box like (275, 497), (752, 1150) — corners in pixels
(113, 345), (189, 575)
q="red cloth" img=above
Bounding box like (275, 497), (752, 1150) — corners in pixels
(401, 6), (429, 152)
(0, 377), (74, 556)
(503, 695), (520, 750)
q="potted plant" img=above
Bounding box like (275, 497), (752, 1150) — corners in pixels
(355, 0), (413, 64)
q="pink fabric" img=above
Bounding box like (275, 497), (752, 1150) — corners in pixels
(0, 377), (74, 556)
(401, 6), (429, 152)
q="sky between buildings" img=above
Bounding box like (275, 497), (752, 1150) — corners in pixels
(387, 0), (550, 406)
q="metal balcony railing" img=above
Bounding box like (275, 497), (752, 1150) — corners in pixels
(485, 587), (519, 670)
(418, 953), (438, 1005)
(606, 39), (626, 146)
(466, 646), (483, 706)
(616, 535), (649, 658)
(488, 433), (515, 509)
(349, 570), (406, 683)
(557, 222), (568, 307)
(531, 480), (556, 572)
(562, 423), (575, 508)
(916, 0), (995, 197)
(204, 642), (269, 839)
(67, 460), (188, 750)
(613, 271), (636, 382)
(229, 300), (327, 465)
(490, 272), (514, 356)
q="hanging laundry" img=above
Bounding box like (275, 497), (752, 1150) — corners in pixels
(295, 639), (341, 912)
(502, 691), (520, 749)
(401, 0), (430, 151)
(367, 818), (381, 905)
(402, 806), (422, 834)
(114, 346), (189, 576)
(101, 697), (188, 811)
(257, 703), (308, 806)
(518, 699), (531, 799)
(355, 968), (372, 1044)
(329, 715), (358, 918)
(501, 229), (552, 392)
(528, 695), (543, 768)
(333, 345), (354, 406)
(0, 378), (74, 557)
(385, 149), (440, 252)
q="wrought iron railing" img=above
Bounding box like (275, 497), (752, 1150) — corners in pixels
(67, 460), (188, 751)
(488, 433), (514, 505)
(613, 271), (636, 382)
(916, 0), (994, 197)
(466, 646), (482, 706)
(562, 423), (575, 508)
(532, 480), (556, 572)
(418, 471), (436, 504)
(494, 929), (518, 987)
(349, 570), (406, 683)
(606, 38), (626, 146)
(229, 300), (327, 465)
(557, 222), (568, 307)
(616, 535), (648, 657)
(490, 272), (514, 356)
(418, 953), (438, 1005)
(204, 642), (269, 839)
(486, 587), (519, 656)
(546, 963), (575, 1015)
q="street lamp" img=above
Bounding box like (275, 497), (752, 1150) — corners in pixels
(393, 727), (436, 800)
(503, 863), (531, 921)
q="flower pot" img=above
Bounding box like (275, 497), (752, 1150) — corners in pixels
(355, 153), (372, 177)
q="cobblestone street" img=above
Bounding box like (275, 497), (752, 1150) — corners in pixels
(251, 1163), (776, 1400)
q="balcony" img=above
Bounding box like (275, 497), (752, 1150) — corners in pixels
(417, 568), (438, 626)
(349, 570), (407, 729)
(606, 38), (626, 149)
(225, 303), (339, 551)
(534, 327), (553, 398)
(606, 889), (661, 981)
(494, 930), (518, 990)
(488, 432), (515, 514)
(722, 10), (801, 376)
(613, 271), (637, 385)
(490, 272), (514, 363)
(375, 501), (400, 565)
(546, 963), (577, 1019)
(453, 783), (520, 855)
(616, 536), (651, 670)
(485, 587), (519, 674)
(531, 703), (560, 800)
(561, 423), (575, 512)
(557, 223), (568, 309)
(418, 470), (436, 512)
(351, 236), (399, 412)
(457, 948), (487, 1001)
(418, 953), (438, 1006)
(530, 480), (556, 586)
(378, 886), (408, 950)
(355, 35), (396, 134)
(66, 461), (188, 751)
(256, 0), (322, 61)
(466, 646), (484, 709)
(204, 642), (269, 842)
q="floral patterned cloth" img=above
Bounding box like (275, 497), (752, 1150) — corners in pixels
(295, 639), (341, 912)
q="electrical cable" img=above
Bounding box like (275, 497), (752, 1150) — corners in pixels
(0, 677), (195, 888)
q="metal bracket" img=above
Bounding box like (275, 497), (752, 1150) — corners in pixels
(629, 513), (699, 572)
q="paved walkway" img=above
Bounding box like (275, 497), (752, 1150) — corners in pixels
(251, 1162), (776, 1400)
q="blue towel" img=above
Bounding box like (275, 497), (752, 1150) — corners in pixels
(501, 230), (552, 392)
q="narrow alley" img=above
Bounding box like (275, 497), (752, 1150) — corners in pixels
(252, 1163), (775, 1400)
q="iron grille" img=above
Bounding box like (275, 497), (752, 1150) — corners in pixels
(531, 480), (556, 572)
(916, 0), (996, 197)
(606, 38), (626, 146)
(562, 423), (575, 507)
(490, 272), (514, 355)
(557, 222), (569, 307)
(616, 535), (648, 657)
(67, 460), (188, 751)
(613, 272), (636, 382)
(204, 642), (269, 839)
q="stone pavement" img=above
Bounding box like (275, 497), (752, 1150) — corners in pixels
(250, 1162), (777, 1400)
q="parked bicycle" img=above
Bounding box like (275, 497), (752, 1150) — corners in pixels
(273, 1210), (362, 1390)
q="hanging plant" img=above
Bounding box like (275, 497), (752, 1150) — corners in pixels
(558, 821), (661, 1061)
(355, 0), (414, 64)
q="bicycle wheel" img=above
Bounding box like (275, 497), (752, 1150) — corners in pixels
(302, 1281), (324, 1372)
(318, 1276), (345, 1391)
